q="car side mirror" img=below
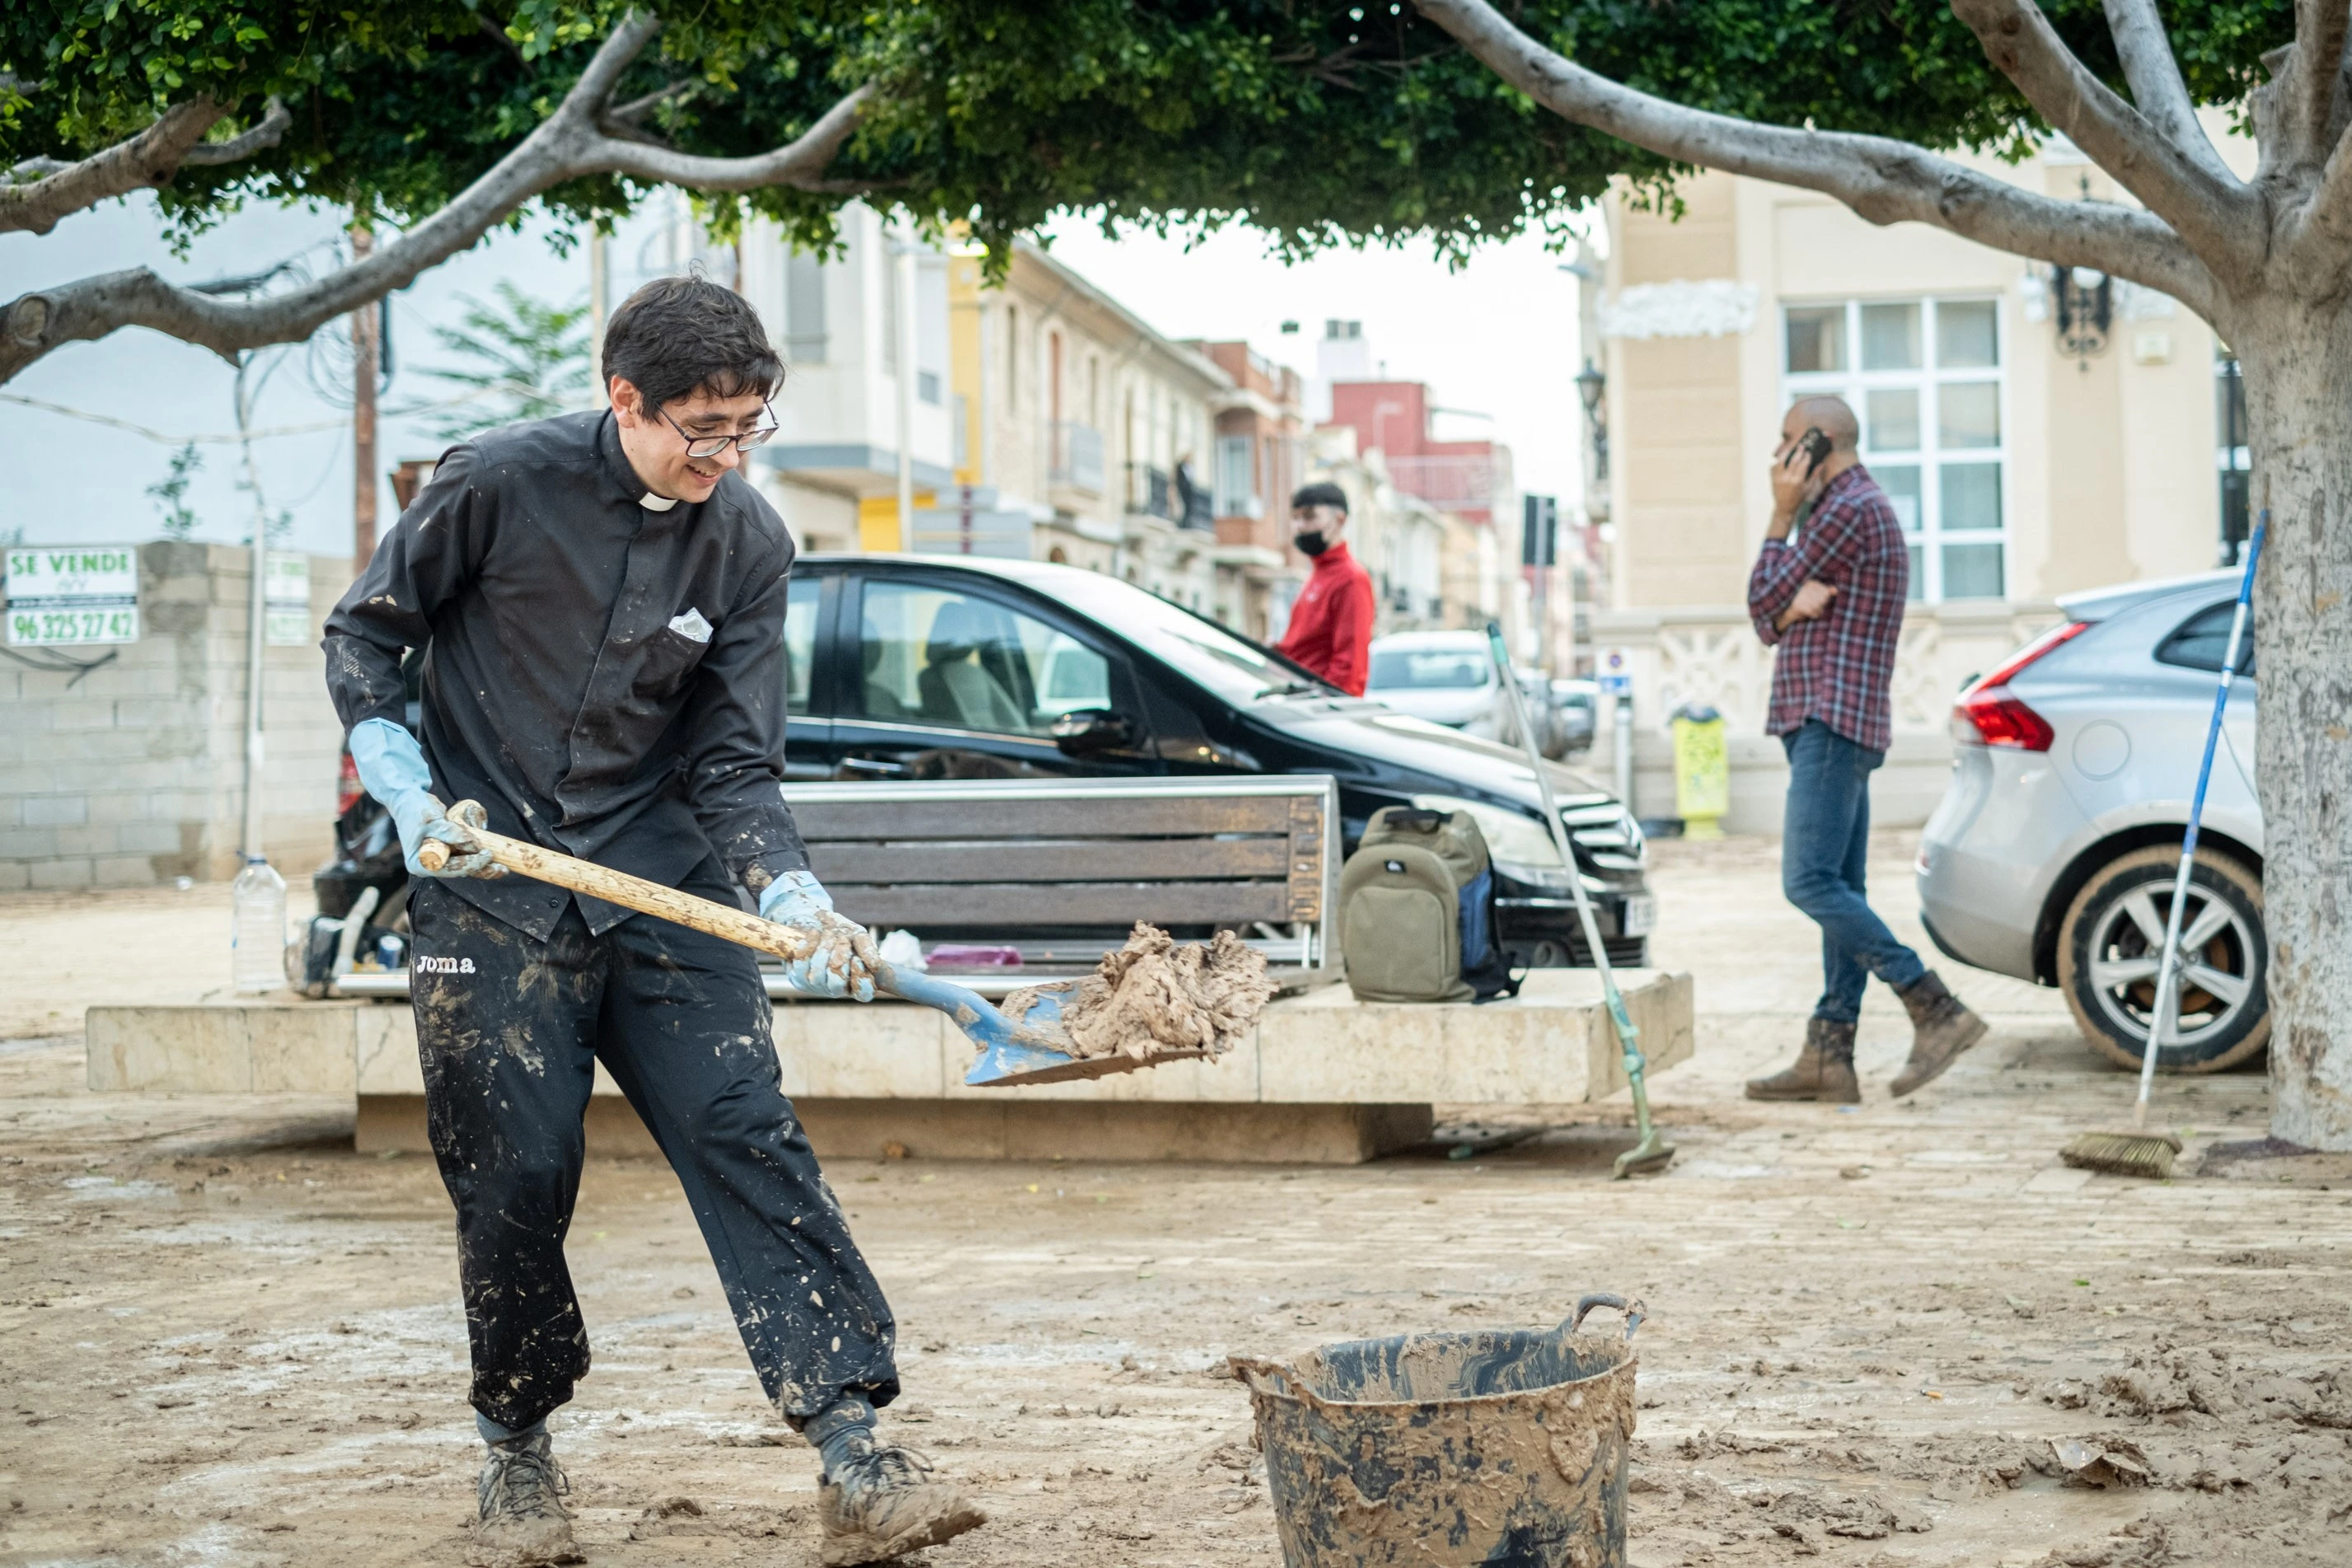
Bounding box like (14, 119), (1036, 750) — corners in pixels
(1050, 708), (1136, 756)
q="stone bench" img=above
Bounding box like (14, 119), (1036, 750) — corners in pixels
(85, 968), (1693, 1164)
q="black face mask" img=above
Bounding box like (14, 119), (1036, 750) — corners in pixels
(1294, 530), (1331, 558)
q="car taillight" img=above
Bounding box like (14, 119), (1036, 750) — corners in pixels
(1952, 689), (2055, 750)
(336, 749), (364, 816)
(1950, 620), (2090, 751)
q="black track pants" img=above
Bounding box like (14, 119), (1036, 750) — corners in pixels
(408, 864), (900, 1431)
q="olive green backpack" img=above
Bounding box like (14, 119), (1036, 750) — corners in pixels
(1339, 806), (1520, 1004)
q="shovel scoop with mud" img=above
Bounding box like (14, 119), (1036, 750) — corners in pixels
(419, 804), (1276, 1086)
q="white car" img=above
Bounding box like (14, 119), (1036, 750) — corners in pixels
(1366, 630), (1509, 737)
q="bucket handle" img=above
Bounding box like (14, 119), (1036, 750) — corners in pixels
(1564, 1293), (1646, 1342)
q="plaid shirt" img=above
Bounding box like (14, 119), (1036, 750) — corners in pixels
(1747, 464), (1909, 753)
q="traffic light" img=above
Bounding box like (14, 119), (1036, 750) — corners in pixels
(1521, 494), (1558, 568)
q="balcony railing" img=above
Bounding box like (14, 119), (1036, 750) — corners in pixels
(1051, 422), (1105, 495)
(1127, 461), (1174, 521)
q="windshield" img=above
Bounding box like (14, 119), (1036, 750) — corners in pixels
(1030, 571), (1336, 702)
(1369, 648), (1490, 690)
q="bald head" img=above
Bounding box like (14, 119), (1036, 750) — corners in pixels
(1786, 396), (1859, 453)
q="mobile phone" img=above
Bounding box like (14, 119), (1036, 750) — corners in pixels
(1800, 427), (1832, 478)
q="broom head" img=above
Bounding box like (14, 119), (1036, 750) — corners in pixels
(2059, 1130), (2184, 1179)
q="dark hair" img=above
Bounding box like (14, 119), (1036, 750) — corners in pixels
(1292, 481), (1349, 515)
(602, 274), (783, 415)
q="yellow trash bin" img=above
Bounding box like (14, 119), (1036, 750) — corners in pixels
(1671, 704), (1729, 840)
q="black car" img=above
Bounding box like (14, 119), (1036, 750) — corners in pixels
(310, 555), (1655, 976)
(785, 555), (1652, 966)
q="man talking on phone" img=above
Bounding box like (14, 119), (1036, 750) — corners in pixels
(1743, 396), (1986, 1103)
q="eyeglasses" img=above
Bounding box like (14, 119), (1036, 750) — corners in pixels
(659, 403), (779, 459)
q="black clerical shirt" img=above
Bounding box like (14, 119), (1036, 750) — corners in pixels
(322, 410), (808, 940)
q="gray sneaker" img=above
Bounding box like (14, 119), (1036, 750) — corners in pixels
(466, 1430), (581, 1567)
(818, 1442), (986, 1566)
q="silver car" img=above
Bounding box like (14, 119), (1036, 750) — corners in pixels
(1916, 570), (2265, 1072)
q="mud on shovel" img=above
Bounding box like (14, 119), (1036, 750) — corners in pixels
(1485, 625), (1675, 1178)
(416, 802), (1130, 1087)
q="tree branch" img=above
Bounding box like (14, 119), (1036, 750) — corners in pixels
(604, 78), (700, 129)
(2278, 55), (2352, 272)
(581, 82), (870, 192)
(0, 12), (875, 386)
(1408, 0), (2219, 321)
(2287, 0), (2351, 163)
(2101, 0), (2233, 184)
(0, 99), (226, 236)
(183, 96), (291, 166)
(1949, 0), (2252, 279)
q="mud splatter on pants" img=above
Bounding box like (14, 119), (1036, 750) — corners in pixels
(408, 862), (900, 1433)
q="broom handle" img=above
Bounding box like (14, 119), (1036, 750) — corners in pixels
(416, 803), (817, 964)
(1484, 624), (1655, 1134)
(2136, 508), (2264, 1126)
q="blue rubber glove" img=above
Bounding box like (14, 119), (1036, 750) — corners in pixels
(347, 718), (501, 879)
(759, 869), (879, 1001)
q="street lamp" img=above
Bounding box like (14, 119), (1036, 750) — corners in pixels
(2052, 263), (2113, 370)
(1574, 359), (1609, 483)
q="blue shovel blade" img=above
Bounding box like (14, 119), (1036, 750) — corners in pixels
(867, 966), (1116, 1087)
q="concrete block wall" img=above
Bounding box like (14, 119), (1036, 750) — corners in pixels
(0, 541), (346, 889)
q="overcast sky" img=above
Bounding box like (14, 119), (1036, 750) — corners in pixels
(2, 197), (1592, 560)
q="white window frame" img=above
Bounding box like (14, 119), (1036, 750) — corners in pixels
(1214, 433), (1258, 517)
(1781, 295), (2010, 603)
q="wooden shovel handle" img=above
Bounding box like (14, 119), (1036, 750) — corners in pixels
(416, 801), (815, 962)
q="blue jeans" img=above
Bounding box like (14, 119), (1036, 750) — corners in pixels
(1780, 720), (1927, 1023)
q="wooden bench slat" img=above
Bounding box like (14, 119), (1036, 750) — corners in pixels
(790, 795), (1294, 841)
(807, 837), (1288, 884)
(831, 881), (1294, 927)
(1286, 793), (1327, 921)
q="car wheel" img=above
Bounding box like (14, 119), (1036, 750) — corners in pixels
(2056, 845), (2268, 1073)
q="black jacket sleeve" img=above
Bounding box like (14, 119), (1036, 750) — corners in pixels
(321, 447), (485, 733)
(678, 529), (810, 894)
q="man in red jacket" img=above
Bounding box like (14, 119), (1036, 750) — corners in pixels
(1275, 482), (1375, 695)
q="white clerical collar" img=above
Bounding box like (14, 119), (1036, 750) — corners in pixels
(640, 492), (680, 513)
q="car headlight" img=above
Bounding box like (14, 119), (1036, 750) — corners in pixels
(1411, 793), (1563, 868)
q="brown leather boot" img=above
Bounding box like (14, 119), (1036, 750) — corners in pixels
(1745, 1018), (1860, 1103)
(1890, 971), (1988, 1098)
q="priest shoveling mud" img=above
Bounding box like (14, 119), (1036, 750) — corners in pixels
(321, 275), (981, 1567)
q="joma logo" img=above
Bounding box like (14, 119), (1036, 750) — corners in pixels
(414, 955), (476, 975)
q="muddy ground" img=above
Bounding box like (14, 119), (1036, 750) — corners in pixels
(2, 832), (2348, 1567)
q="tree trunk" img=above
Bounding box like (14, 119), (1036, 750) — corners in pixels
(349, 223), (378, 578)
(2236, 311), (2352, 1150)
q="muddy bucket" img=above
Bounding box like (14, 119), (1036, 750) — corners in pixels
(1230, 1294), (1643, 1568)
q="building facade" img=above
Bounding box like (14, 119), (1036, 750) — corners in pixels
(655, 209), (1523, 658)
(734, 203), (958, 556)
(1319, 365), (1518, 645)
(728, 212), (1239, 614)
(968, 241), (1230, 610)
(1192, 340), (1307, 642)
(1582, 130), (2247, 829)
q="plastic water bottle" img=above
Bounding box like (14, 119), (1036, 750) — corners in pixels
(231, 856), (287, 994)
